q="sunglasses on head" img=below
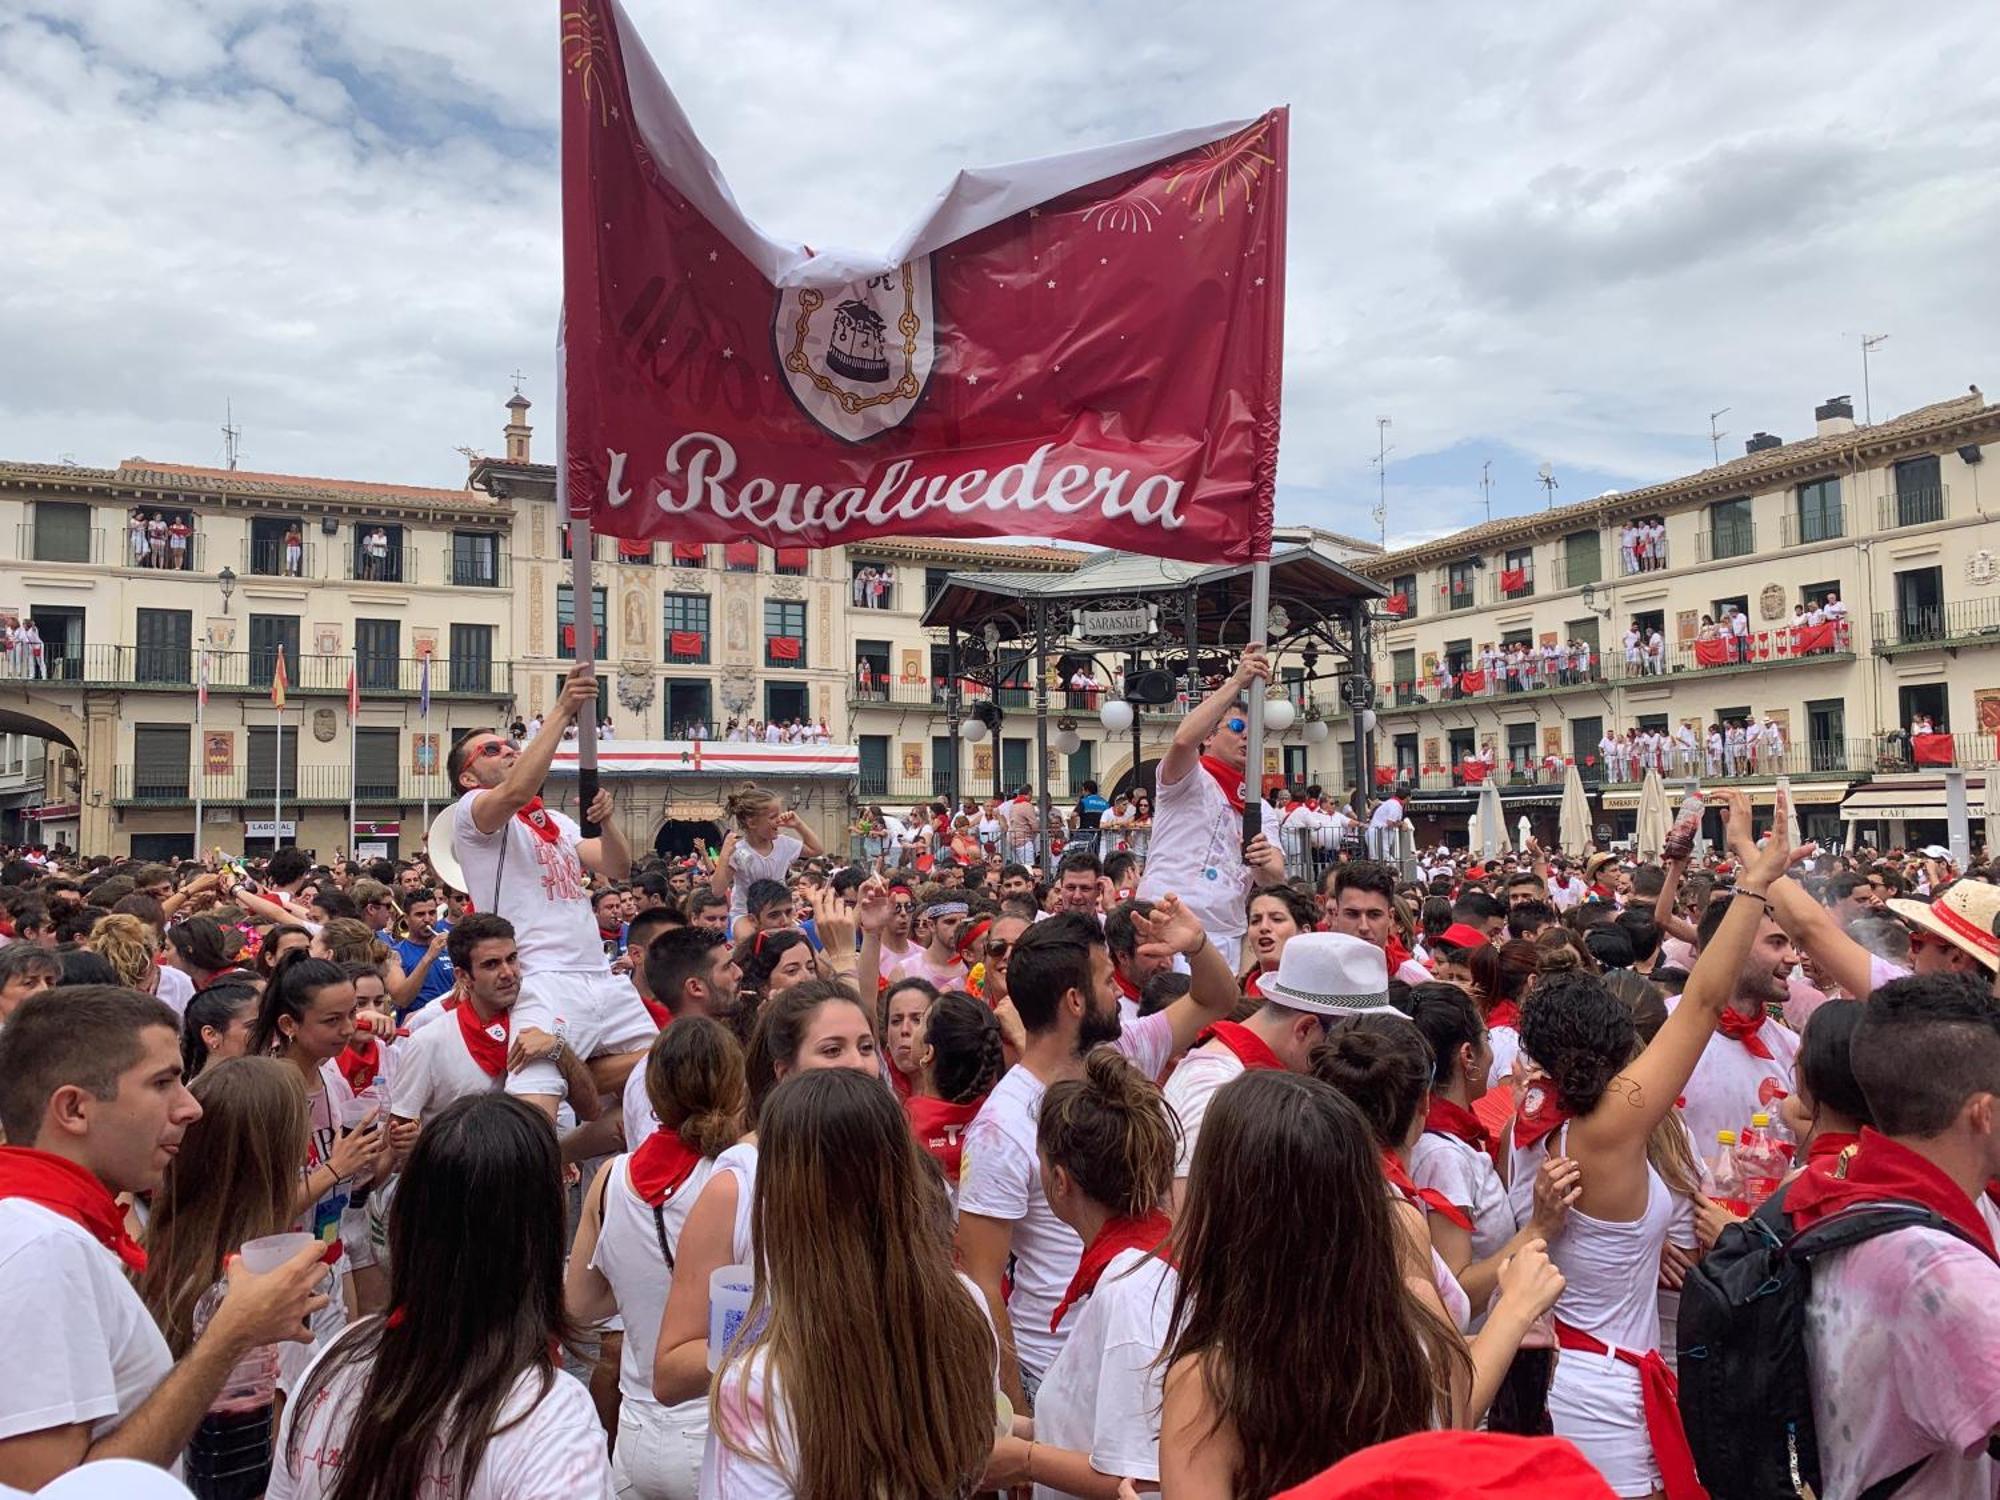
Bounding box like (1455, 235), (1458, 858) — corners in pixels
(1224, 717), (1248, 734)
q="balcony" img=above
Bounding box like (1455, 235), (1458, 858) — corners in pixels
(1872, 597), (2000, 655)
(446, 547), (510, 589)
(1488, 563), (1535, 604)
(1601, 625), (1852, 683)
(1873, 730), (2000, 772)
(1878, 485), (1951, 531)
(1443, 580), (1477, 613)
(18, 523), (107, 566)
(113, 764), (457, 806)
(1586, 739), (1878, 786)
(67, 647), (511, 698)
(244, 536), (316, 579)
(1781, 506), (1847, 548)
(1379, 592), (1416, 622)
(1380, 658), (1608, 712)
(1696, 521), (1756, 563)
(664, 631), (710, 666)
(851, 675), (939, 708)
(343, 547), (420, 585)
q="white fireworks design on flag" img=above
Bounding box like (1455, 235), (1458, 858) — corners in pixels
(1080, 195), (1161, 234)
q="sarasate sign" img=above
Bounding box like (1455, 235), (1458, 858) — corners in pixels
(560, 0), (1286, 565)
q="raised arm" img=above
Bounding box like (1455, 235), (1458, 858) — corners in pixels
(470, 668), (597, 836)
(1157, 644), (1268, 788)
(1652, 858), (1698, 945)
(1139, 894), (1241, 1056)
(781, 809), (824, 859)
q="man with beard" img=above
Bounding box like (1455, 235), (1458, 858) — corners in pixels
(956, 901), (1238, 1406)
(618, 926), (743, 1148)
(1665, 890), (1803, 1152)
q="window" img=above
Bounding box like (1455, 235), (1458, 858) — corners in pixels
(1393, 732), (1419, 775)
(1705, 498), (1754, 561)
(1506, 722), (1537, 771)
(663, 594), (710, 664)
(764, 599), (806, 669)
(1806, 698), (1846, 772)
(1892, 566), (1944, 644)
(1566, 617), (1601, 674)
(671, 541), (705, 569)
(1387, 574), (1417, 619)
(1391, 647), (1416, 705)
(851, 562), (895, 610)
(249, 517), (305, 577)
(354, 728), (400, 800)
(765, 683), (810, 724)
(615, 537), (654, 566)
(1443, 639), (1473, 679)
(724, 541), (758, 573)
(1563, 530), (1601, 589)
(451, 531), (502, 587)
(1446, 561), (1477, 611)
(1710, 594), (1748, 624)
(351, 523), (406, 582)
(355, 619), (401, 693)
(854, 638), (891, 696)
(1891, 455), (1945, 528)
(134, 608), (192, 685)
(449, 624), (495, 694)
(247, 726), (299, 798)
(933, 735), (958, 797)
(1448, 728), (1476, 765)
(929, 645), (952, 685)
(33, 606), (85, 680)
(33, 502), (90, 563)
(925, 568), (952, 610)
(1282, 745), (1308, 785)
(774, 546), (808, 577)
(1501, 548), (1534, 599)
(1570, 715), (1603, 779)
(1635, 713), (1671, 736)
(1001, 737), (1030, 792)
(132, 725), (190, 800)
(558, 584), (607, 660)
(248, 614), (299, 688)
(1800, 580), (1840, 610)
(1065, 738), (1094, 797)
(120, 508), (198, 571)
(1898, 683), (1947, 734)
(1632, 609), (1665, 642)
(858, 735), (890, 796)
(664, 681), (712, 737)
(1794, 478), (1842, 544)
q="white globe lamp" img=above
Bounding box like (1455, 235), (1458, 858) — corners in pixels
(1361, 709), (1378, 734)
(1053, 726), (1082, 755)
(1099, 698), (1135, 734)
(961, 716), (989, 743)
(1263, 696), (1297, 733)
(1303, 715), (1330, 745)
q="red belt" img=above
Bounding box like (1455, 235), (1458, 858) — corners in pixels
(1554, 1319), (1708, 1500)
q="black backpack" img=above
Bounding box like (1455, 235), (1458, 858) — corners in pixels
(1676, 1179), (1981, 1499)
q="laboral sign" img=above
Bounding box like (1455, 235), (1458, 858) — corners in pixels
(560, 0), (1285, 565)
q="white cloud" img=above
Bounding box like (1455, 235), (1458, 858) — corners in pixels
(0, 0), (1994, 539)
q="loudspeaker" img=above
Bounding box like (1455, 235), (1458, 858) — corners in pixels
(1960, 444), (1984, 465)
(321, 516), (340, 534)
(1123, 669), (1178, 705)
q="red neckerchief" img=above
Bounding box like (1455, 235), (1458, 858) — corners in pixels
(638, 994), (672, 1030)
(628, 1131), (703, 1206)
(456, 998), (511, 1078)
(1785, 1128), (1997, 1262)
(1552, 1320), (1706, 1500)
(1381, 1150), (1474, 1230)
(1424, 1095), (1493, 1154)
(1112, 967), (1143, 1007)
(1512, 1078), (1574, 1150)
(515, 797), (561, 845)
(1050, 1210), (1173, 1331)
(1384, 934), (1415, 973)
(336, 1037), (382, 1093)
(598, 924), (622, 945)
(1714, 1006), (1773, 1059)
(1805, 1130), (1858, 1167)
(1244, 968), (1265, 999)
(888, 1065), (915, 1100)
(1198, 754), (1246, 813)
(0, 1146), (148, 1273)
(1197, 1019), (1284, 1072)
(906, 1093), (984, 1181)
(1484, 999), (1522, 1031)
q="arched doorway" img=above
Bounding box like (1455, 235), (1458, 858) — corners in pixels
(655, 816), (722, 862)
(1109, 759), (1159, 802)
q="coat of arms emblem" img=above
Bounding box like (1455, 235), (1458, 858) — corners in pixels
(776, 259), (936, 443)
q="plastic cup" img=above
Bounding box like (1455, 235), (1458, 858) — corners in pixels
(706, 1265), (754, 1371)
(338, 1098), (380, 1132)
(240, 1231), (318, 1275)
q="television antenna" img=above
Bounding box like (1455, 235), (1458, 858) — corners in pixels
(222, 401), (241, 471)
(1480, 459), (1493, 522)
(1858, 333), (1888, 424)
(1370, 416), (1394, 546)
(1537, 462), (1559, 509)
(1708, 407), (1730, 466)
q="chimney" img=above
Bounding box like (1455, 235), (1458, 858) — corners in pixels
(1744, 432), (1783, 454)
(1814, 395), (1856, 438)
(504, 391), (533, 463)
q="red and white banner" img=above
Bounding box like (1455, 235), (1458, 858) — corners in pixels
(559, 0), (1285, 564)
(550, 740), (860, 780)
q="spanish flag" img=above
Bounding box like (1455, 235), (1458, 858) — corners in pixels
(271, 645), (288, 709)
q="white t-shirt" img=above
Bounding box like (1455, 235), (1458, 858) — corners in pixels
(725, 835), (804, 923)
(1031, 1250), (1177, 1496)
(956, 1013), (1176, 1379)
(268, 1327), (613, 1499)
(1411, 1129), (1517, 1329)
(1661, 996), (1799, 1155)
(0, 1202), (174, 1456)
(1161, 1040), (1246, 1179)
(1807, 1226), (2000, 1499)
(1486, 1024), (1522, 1090)
(451, 791), (606, 974)
(620, 1054), (659, 1149)
(1134, 765), (1274, 945)
(154, 964), (194, 1017)
(389, 1005), (504, 1122)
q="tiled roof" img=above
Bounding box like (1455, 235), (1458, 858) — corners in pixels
(0, 458), (504, 512)
(1359, 391), (1995, 576)
(854, 536), (1087, 568)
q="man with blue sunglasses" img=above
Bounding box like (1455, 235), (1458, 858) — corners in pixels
(1135, 643), (1287, 969)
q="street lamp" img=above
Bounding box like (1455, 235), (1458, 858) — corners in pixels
(218, 565), (237, 614)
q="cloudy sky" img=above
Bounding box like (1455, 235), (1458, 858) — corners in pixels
(4, 1), (1996, 547)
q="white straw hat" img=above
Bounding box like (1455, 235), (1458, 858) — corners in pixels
(1886, 880), (2000, 974)
(1257, 932), (1398, 1017)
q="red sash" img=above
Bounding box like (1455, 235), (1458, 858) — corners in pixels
(1553, 1319), (1707, 1500)
(1423, 1095), (1493, 1154)
(515, 797), (561, 845)
(1050, 1210), (1172, 1330)
(335, 1038), (382, 1093)
(1483, 999), (1522, 1031)
(1786, 1128), (1997, 1262)
(1199, 754), (1246, 813)
(1381, 1150), (1473, 1230)
(905, 1094), (984, 1181)
(456, 998), (511, 1078)
(628, 1132), (703, 1206)
(1196, 1020), (1284, 1073)
(1512, 1079), (1573, 1150)
(1714, 1006), (1773, 1060)
(0, 1146), (148, 1273)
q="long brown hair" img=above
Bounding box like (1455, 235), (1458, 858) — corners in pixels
(1038, 1048), (1178, 1215)
(742, 979), (868, 1126)
(646, 1015), (746, 1156)
(721, 1067), (994, 1497)
(1165, 1071), (1468, 1497)
(139, 1057), (308, 1355)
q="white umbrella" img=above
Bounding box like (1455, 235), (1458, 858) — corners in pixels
(1466, 813), (1479, 852)
(1983, 772), (2000, 858)
(1476, 779), (1510, 860)
(1635, 767), (1670, 860)
(1775, 774), (1802, 850)
(1517, 813), (1533, 849)
(1559, 761), (1592, 857)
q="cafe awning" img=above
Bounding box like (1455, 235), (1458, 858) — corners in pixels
(1601, 782), (1849, 812)
(1839, 776), (1989, 821)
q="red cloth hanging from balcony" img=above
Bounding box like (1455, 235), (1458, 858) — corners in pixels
(560, 623), (601, 652)
(1912, 732), (1956, 767)
(1458, 669), (1486, 694)
(1499, 567), (1527, 594)
(1373, 766), (1394, 787)
(1693, 638), (1732, 668)
(617, 537), (653, 559)
(668, 631), (705, 657)
(1793, 621), (1836, 655)
(724, 540), (758, 568)
(1384, 594), (1409, 617)
(1460, 760), (1489, 785)
(671, 541), (706, 562)
(767, 634), (801, 661)
(775, 546), (809, 570)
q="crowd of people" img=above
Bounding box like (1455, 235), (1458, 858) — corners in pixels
(1617, 518), (1668, 574)
(2, 651), (1998, 1499)
(0, 616), (47, 680)
(127, 511), (197, 571)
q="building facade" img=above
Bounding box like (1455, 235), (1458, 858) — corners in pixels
(1348, 389), (2000, 848)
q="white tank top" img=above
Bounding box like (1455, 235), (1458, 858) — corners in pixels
(589, 1150), (718, 1406)
(713, 1140), (759, 1266)
(1515, 1124), (1674, 1350)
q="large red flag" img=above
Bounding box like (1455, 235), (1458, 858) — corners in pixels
(559, 0), (1284, 564)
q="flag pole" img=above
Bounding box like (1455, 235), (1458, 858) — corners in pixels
(1243, 562), (1271, 852)
(193, 647), (205, 855)
(419, 656), (431, 842)
(347, 674), (358, 866)
(274, 693), (283, 853)
(556, 318), (601, 836)
(1241, 106), (1288, 855)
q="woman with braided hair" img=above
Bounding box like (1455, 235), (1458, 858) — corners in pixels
(903, 991), (1004, 1201)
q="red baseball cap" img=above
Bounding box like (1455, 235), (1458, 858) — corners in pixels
(1273, 1432), (1616, 1500)
(1437, 922), (1491, 950)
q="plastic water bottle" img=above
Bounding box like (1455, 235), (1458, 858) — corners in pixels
(1735, 1114), (1787, 1209)
(1663, 791), (1705, 862)
(1712, 1130), (1748, 1216)
(191, 1278), (280, 1414)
